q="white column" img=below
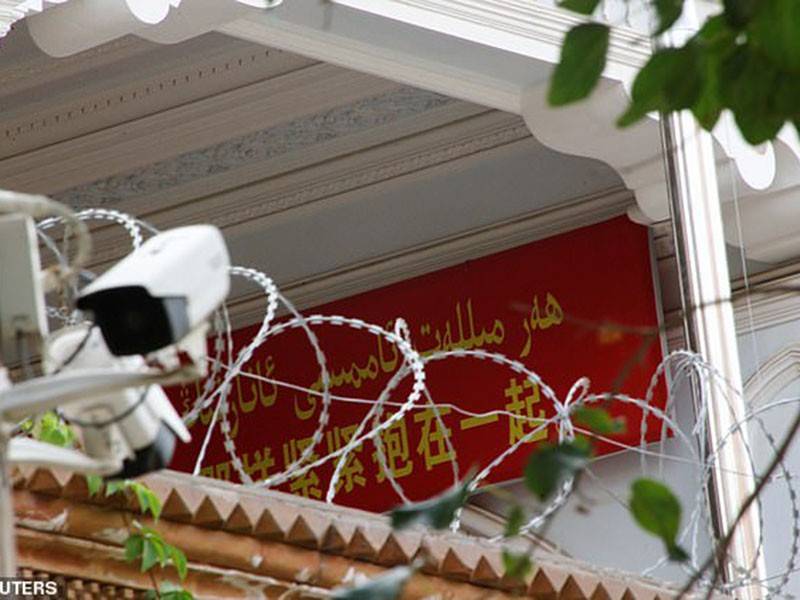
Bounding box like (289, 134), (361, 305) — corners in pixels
(662, 108), (767, 598)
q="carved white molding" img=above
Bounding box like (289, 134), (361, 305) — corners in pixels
(744, 344), (800, 408)
(520, 80), (669, 224)
(81, 111), (532, 268)
(0, 0), (29, 37)
(52, 86), (463, 209)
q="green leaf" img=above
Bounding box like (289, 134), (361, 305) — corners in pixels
(548, 23), (610, 106)
(719, 45), (785, 144)
(134, 485), (151, 516)
(772, 72), (800, 116)
(696, 14), (736, 51)
(723, 0), (759, 28)
(618, 46), (701, 127)
(690, 39), (728, 131)
(668, 543), (690, 561)
(168, 545), (189, 581)
(558, 0), (600, 15)
(524, 438), (591, 501)
(390, 478), (472, 530)
(146, 489), (163, 520)
(124, 534), (144, 563)
(145, 582), (193, 600)
(502, 549), (533, 581)
(748, 0), (800, 72)
(141, 539), (160, 572)
(331, 565), (415, 600)
(691, 13), (735, 131)
(573, 407), (625, 435)
(86, 475), (103, 498)
(150, 536), (168, 567)
(36, 412), (75, 448)
(105, 479), (129, 497)
(132, 483), (162, 520)
(629, 478), (688, 561)
(653, 0), (683, 34)
(504, 505), (526, 538)
(104, 480), (162, 519)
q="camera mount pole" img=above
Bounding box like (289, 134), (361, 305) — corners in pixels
(0, 366), (16, 577)
(0, 428), (16, 578)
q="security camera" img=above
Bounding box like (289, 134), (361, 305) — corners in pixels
(77, 225), (230, 356)
(44, 325), (191, 479)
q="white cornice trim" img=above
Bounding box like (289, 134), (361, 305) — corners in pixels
(0, 63), (400, 192)
(218, 17), (522, 114)
(0, 47), (314, 161)
(224, 186), (634, 328)
(331, 0), (650, 77)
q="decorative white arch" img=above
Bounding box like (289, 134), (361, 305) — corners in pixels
(744, 344), (800, 408)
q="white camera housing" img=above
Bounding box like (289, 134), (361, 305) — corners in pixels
(44, 325), (191, 479)
(77, 225), (230, 356)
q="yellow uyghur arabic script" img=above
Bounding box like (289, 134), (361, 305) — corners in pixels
(294, 301), (505, 420)
(520, 292), (564, 358)
(417, 299), (505, 357)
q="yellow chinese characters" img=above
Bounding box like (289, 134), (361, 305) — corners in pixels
(414, 406), (456, 471)
(372, 413), (414, 482)
(504, 377), (548, 445)
(325, 425), (367, 494)
(242, 446), (275, 481)
(282, 437), (322, 499)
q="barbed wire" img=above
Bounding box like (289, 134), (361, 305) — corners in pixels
(33, 210), (800, 599)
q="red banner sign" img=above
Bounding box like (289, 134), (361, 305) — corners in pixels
(168, 216), (666, 512)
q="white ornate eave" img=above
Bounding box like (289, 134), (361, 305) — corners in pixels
(7, 0), (279, 56)
(0, 0), (64, 37)
(8, 0), (800, 264)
